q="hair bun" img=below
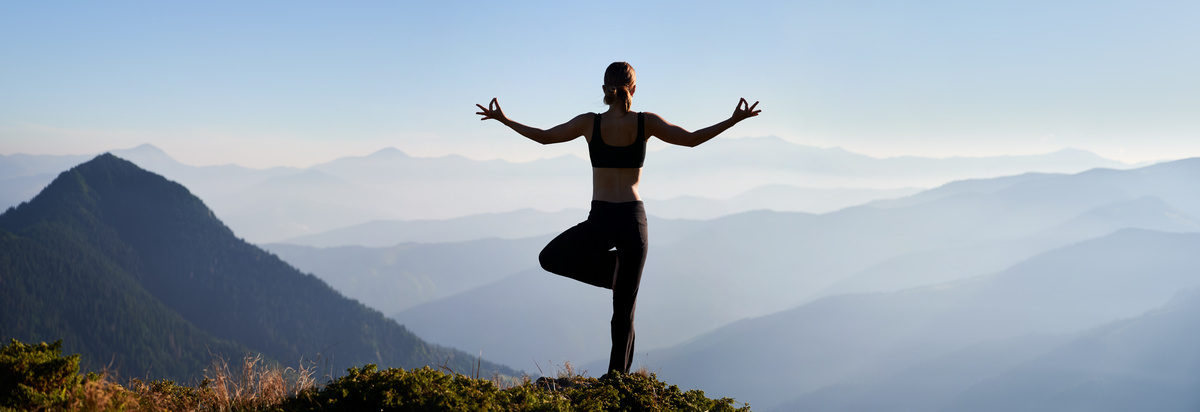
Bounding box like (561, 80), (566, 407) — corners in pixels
(602, 62), (636, 111)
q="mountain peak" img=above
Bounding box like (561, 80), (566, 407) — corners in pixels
(128, 143), (167, 154)
(0, 153), (225, 240)
(367, 147), (410, 159)
(110, 143), (175, 162)
(1044, 147), (1123, 162)
(88, 152), (144, 170)
(73, 152), (164, 185)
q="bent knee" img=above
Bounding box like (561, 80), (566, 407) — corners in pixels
(539, 249), (561, 274)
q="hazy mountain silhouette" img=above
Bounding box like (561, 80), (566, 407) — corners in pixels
(378, 159), (1200, 407)
(280, 208), (589, 248)
(333, 158), (1200, 351)
(0, 154), (516, 382)
(277, 195), (874, 249)
(645, 185), (922, 220)
(775, 333), (1071, 412)
(2, 142), (1134, 243)
(99, 144), (303, 203)
(216, 169), (394, 242)
(939, 287), (1200, 412)
(0, 152), (91, 210)
(5, 147), (1189, 406)
(395, 268), (615, 372)
(820, 195), (1200, 296)
(779, 286), (1200, 412)
(267, 215), (715, 317)
(866, 172), (1063, 209)
(263, 236), (552, 315)
(644, 138), (1129, 196)
(641, 229), (1200, 409)
(639, 158), (1200, 326)
(0, 152), (91, 179)
(389, 210), (828, 372)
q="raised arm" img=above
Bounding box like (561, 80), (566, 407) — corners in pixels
(475, 98), (589, 145)
(648, 98), (761, 147)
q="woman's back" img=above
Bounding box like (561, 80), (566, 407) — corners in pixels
(590, 111), (645, 202)
(593, 111), (641, 147)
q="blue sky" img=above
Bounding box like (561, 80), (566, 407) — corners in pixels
(1, 1), (1197, 168)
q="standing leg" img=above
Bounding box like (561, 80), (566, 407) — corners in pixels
(608, 203), (648, 374)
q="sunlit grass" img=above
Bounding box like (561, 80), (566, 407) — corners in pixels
(2, 339), (751, 411)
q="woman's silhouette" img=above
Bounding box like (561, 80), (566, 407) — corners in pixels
(475, 62), (760, 375)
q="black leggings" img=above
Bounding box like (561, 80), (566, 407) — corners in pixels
(539, 200), (648, 374)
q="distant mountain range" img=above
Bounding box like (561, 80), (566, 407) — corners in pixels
(0, 154), (516, 382)
(263, 237), (552, 316)
(5, 150), (1198, 410)
(262, 216), (719, 316)
(289, 157), (1200, 410)
(646, 228), (1200, 410)
(2, 141), (1133, 243)
(641, 138), (1133, 196)
(276, 186), (927, 248)
(934, 286), (1200, 412)
(279, 208), (589, 248)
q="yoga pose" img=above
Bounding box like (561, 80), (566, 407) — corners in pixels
(475, 62), (760, 374)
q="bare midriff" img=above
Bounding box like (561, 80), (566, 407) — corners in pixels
(592, 167), (641, 203)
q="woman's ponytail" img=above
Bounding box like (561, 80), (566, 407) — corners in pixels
(603, 62), (636, 111)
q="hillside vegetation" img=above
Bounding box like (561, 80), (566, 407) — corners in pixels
(1, 338), (750, 412)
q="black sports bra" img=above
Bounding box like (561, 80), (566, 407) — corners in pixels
(589, 112), (646, 168)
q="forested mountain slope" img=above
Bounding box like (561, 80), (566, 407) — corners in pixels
(0, 154), (515, 382)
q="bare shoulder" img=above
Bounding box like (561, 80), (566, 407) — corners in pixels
(641, 111), (665, 121)
(641, 112), (682, 136)
(641, 112), (675, 127)
(570, 112), (595, 125)
(570, 112), (595, 130)
(556, 112), (595, 139)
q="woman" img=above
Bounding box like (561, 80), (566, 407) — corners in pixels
(475, 62), (760, 375)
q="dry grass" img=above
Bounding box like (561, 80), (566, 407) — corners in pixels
(434, 353), (530, 391)
(199, 353), (317, 411)
(5, 337), (748, 411)
(66, 375), (141, 411)
(555, 360), (585, 379)
(38, 357), (746, 412)
(46, 353), (318, 412)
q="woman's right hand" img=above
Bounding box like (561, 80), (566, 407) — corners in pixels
(475, 98), (509, 123)
(732, 98), (761, 122)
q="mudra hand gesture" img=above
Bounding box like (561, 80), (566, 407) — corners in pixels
(476, 98), (508, 123)
(732, 98), (761, 122)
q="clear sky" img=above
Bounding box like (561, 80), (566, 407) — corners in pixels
(2, 1), (1197, 168)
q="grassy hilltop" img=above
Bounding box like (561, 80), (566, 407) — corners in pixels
(1, 339), (751, 412)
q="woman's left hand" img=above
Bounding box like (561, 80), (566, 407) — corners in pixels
(732, 98), (761, 122)
(475, 98), (509, 123)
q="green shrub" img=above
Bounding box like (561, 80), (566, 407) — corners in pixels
(282, 364), (547, 411)
(281, 364), (750, 412)
(127, 378), (202, 411)
(578, 373), (749, 412)
(0, 339), (88, 410)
